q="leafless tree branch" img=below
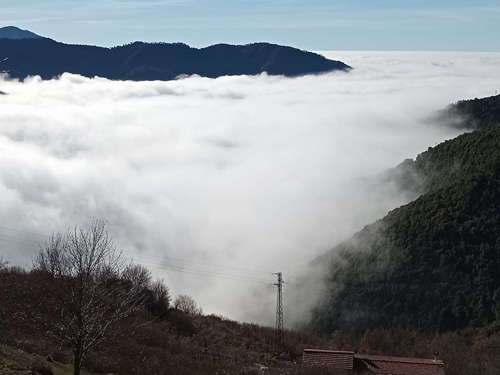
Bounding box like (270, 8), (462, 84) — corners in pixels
(33, 220), (147, 375)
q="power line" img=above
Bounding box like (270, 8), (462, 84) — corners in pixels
(122, 250), (311, 286)
(126, 252), (316, 288)
(133, 256), (326, 295)
(0, 225), (50, 238)
(123, 250), (273, 275)
(281, 274), (306, 281)
(0, 225), (279, 281)
(0, 233), (43, 244)
(134, 260), (273, 285)
(135, 258), (272, 282)
(0, 224), (276, 276)
(0, 230), (329, 297)
(0, 225), (313, 287)
(0, 224), (289, 276)
(0, 226), (48, 249)
(285, 281), (330, 298)
(0, 235), (274, 285)
(0, 237), (39, 248)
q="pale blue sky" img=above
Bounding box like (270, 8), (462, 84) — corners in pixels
(1, 0), (499, 50)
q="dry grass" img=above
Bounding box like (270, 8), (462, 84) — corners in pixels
(3, 266), (500, 375)
(0, 344), (94, 375)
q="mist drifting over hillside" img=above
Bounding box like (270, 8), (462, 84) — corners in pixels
(1, 51), (500, 326)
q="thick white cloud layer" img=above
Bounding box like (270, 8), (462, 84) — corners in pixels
(1, 51), (500, 326)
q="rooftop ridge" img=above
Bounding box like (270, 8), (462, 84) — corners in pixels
(304, 349), (354, 354)
(356, 354), (444, 365)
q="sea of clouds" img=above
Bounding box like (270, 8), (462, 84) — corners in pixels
(1, 51), (500, 326)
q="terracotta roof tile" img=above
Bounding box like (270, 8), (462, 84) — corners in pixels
(302, 349), (354, 370)
(354, 354), (445, 375)
(302, 349), (446, 375)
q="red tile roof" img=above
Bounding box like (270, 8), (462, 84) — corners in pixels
(302, 349), (354, 370)
(354, 354), (445, 375)
(302, 349), (445, 375)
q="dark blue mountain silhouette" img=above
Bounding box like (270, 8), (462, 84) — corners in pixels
(0, 29), (351, 81)
(0, 26), (41, 40)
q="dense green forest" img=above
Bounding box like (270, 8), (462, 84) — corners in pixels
(437, 94), (500, 130)
(312, 97), (500, 337)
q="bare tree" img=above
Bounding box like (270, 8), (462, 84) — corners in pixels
(122, 263), (152, 291)
(34, 220), (145, 375)
(0, 254), (7, 270)
(0, 255), (9, 326)
(174, 294), (203, 315)
(149, 278), (170, 317)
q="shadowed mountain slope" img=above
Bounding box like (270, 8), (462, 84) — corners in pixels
(312, 117), (500, 335)
(434, 94), (500, 131)
(0, 34), (350, 81)
(0, 26), (41, 40)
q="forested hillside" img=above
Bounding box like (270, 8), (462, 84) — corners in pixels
(312, 124), (500, 336)
(437, 94), (500, 130)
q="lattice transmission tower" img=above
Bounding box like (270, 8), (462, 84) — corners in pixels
(274, 272), (285, 355)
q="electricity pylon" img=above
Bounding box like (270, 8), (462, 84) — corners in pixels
(274, 272), (284, 355)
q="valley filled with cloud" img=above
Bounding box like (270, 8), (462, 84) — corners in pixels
(1, 51), (499, 325)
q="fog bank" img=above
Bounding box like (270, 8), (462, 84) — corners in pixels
(1, 51), (499, 326)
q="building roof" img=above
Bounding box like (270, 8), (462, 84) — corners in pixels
(302, 349), (445, 375)
(302, 349), (354, 370)
(354, 354), (445, 375)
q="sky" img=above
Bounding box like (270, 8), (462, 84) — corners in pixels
(1, 51), (500, 326)
(1, 0), (500, 51)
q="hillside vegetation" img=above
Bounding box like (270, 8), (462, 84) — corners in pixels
(312, 95), (500, 336)
(0, 261), (328, 375)
(437, 94), (500, 131)
(0, 343), (93, 375)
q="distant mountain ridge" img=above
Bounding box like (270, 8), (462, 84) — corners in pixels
(0, 26), (41, 40)
(0, 27), (351, 81)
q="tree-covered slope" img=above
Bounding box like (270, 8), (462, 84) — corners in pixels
(0, 37), (350, 81)
(436, 94), (500, 131)
(312, 125), (500, 335)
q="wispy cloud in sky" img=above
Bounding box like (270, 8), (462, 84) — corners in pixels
(1, 0), (499, 50)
